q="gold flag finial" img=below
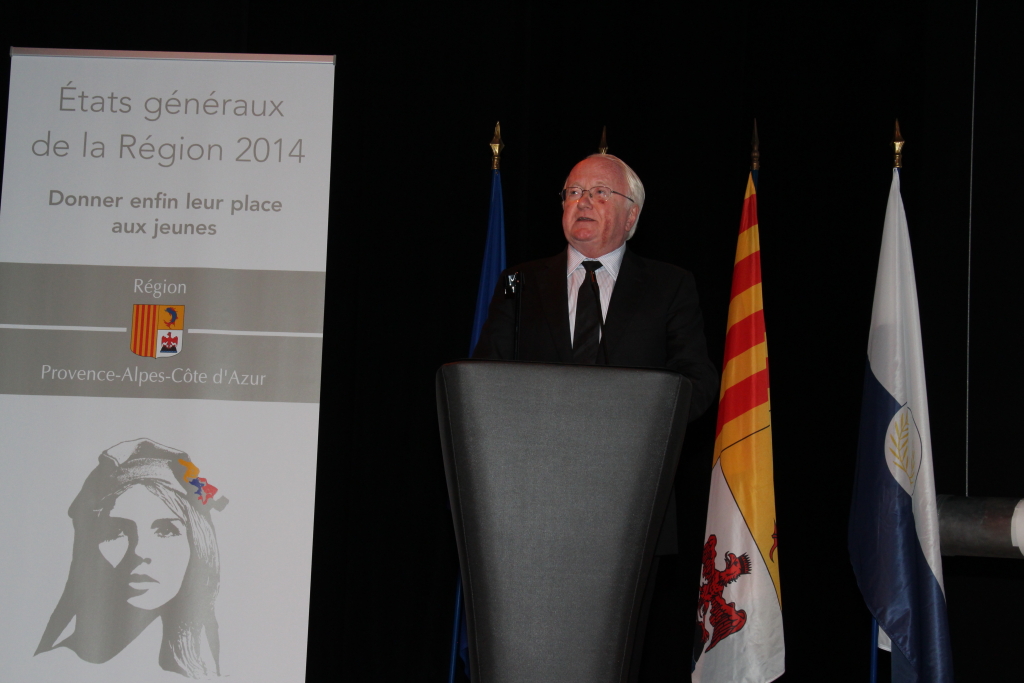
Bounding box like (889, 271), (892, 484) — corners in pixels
(893, 119), (905, 169)
(598, 126), (608, 154)
(751, 119), (760, 170)
(490, 122), (504, 170)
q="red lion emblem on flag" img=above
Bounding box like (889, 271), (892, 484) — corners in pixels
(697, 534), (752, 651)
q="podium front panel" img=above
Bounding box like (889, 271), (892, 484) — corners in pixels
(437, 361), (691, 683)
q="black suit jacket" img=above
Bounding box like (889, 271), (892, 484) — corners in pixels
(472, 247), (719, 421)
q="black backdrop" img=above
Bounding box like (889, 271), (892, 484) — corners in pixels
(1, 1), (1021, 680)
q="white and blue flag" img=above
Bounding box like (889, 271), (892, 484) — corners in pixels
(848, 168), (953, 682)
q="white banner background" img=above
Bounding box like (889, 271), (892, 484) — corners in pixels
(0, 396), (320, 682)
(1, 51), (333, 271)
(0, 50), (333, 682)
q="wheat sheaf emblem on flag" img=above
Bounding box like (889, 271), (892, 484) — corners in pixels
(696, 534), (752, 652)
(885, 405), (922, 495)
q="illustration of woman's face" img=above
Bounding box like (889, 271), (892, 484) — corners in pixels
(97, 485), (191, 611)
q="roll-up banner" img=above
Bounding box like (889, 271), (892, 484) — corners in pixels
(0, 48), (334, 681)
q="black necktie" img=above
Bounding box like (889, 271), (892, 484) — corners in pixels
(572, 261), (603, 364)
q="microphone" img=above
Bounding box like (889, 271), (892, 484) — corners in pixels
(504, 272), (522, 361)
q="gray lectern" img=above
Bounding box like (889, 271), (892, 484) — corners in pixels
(436, 361), (692, 683)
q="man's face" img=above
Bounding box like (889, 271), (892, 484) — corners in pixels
(561, 157), (639, 258)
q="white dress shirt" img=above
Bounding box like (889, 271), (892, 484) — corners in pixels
(567, 242), (626, 345)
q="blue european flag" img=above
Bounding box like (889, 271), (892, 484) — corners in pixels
(469, 168), (506, 356)
(452, 156), (507, 682)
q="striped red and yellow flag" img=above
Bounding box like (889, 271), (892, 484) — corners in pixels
(713, 173), (779, 601)
(130, 304), (159, 357)
(694, 170), (783, 683)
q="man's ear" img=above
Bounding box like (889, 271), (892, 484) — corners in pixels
(625, 204), (640, 232)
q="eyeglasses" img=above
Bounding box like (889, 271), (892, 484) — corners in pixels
(559, 186), (634, 203)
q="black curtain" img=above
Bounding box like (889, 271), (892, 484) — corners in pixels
(1, 1), (1021, 680)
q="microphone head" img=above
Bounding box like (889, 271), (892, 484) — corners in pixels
(504, 271), (521, 296)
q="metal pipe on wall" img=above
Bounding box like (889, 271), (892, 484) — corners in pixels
(937, 495), (1024, 559)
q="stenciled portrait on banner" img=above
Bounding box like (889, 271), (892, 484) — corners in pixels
(35, 438), (228, 678)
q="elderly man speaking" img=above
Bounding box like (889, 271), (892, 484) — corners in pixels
(473, 153), (718, 420)
(471, 152), (719, 677)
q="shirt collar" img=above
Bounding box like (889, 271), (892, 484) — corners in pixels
(567, 242), (627, 280)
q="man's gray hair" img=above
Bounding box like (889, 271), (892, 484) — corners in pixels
(585, 153), (645, 239)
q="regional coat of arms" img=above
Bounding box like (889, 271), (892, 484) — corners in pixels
(696, 534), (752, 651)
(130, 305), (185, 358)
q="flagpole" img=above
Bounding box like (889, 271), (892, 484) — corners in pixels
(448, 579), (463, 683)
(451, 122), (509, 682)
(850, 120), (954, 683)
(864, 122), (904, 683)
(869, 619), (879, 683)
(751, 119), (760, 189)
(490, 121), (504, 170)
(893, 120), (904, 171)
(692, 122), (784, 683)
(863, 121), (907, 683)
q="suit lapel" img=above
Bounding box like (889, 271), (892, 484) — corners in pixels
(536, 250), (574, 362)
(601, 248), (648, 357)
